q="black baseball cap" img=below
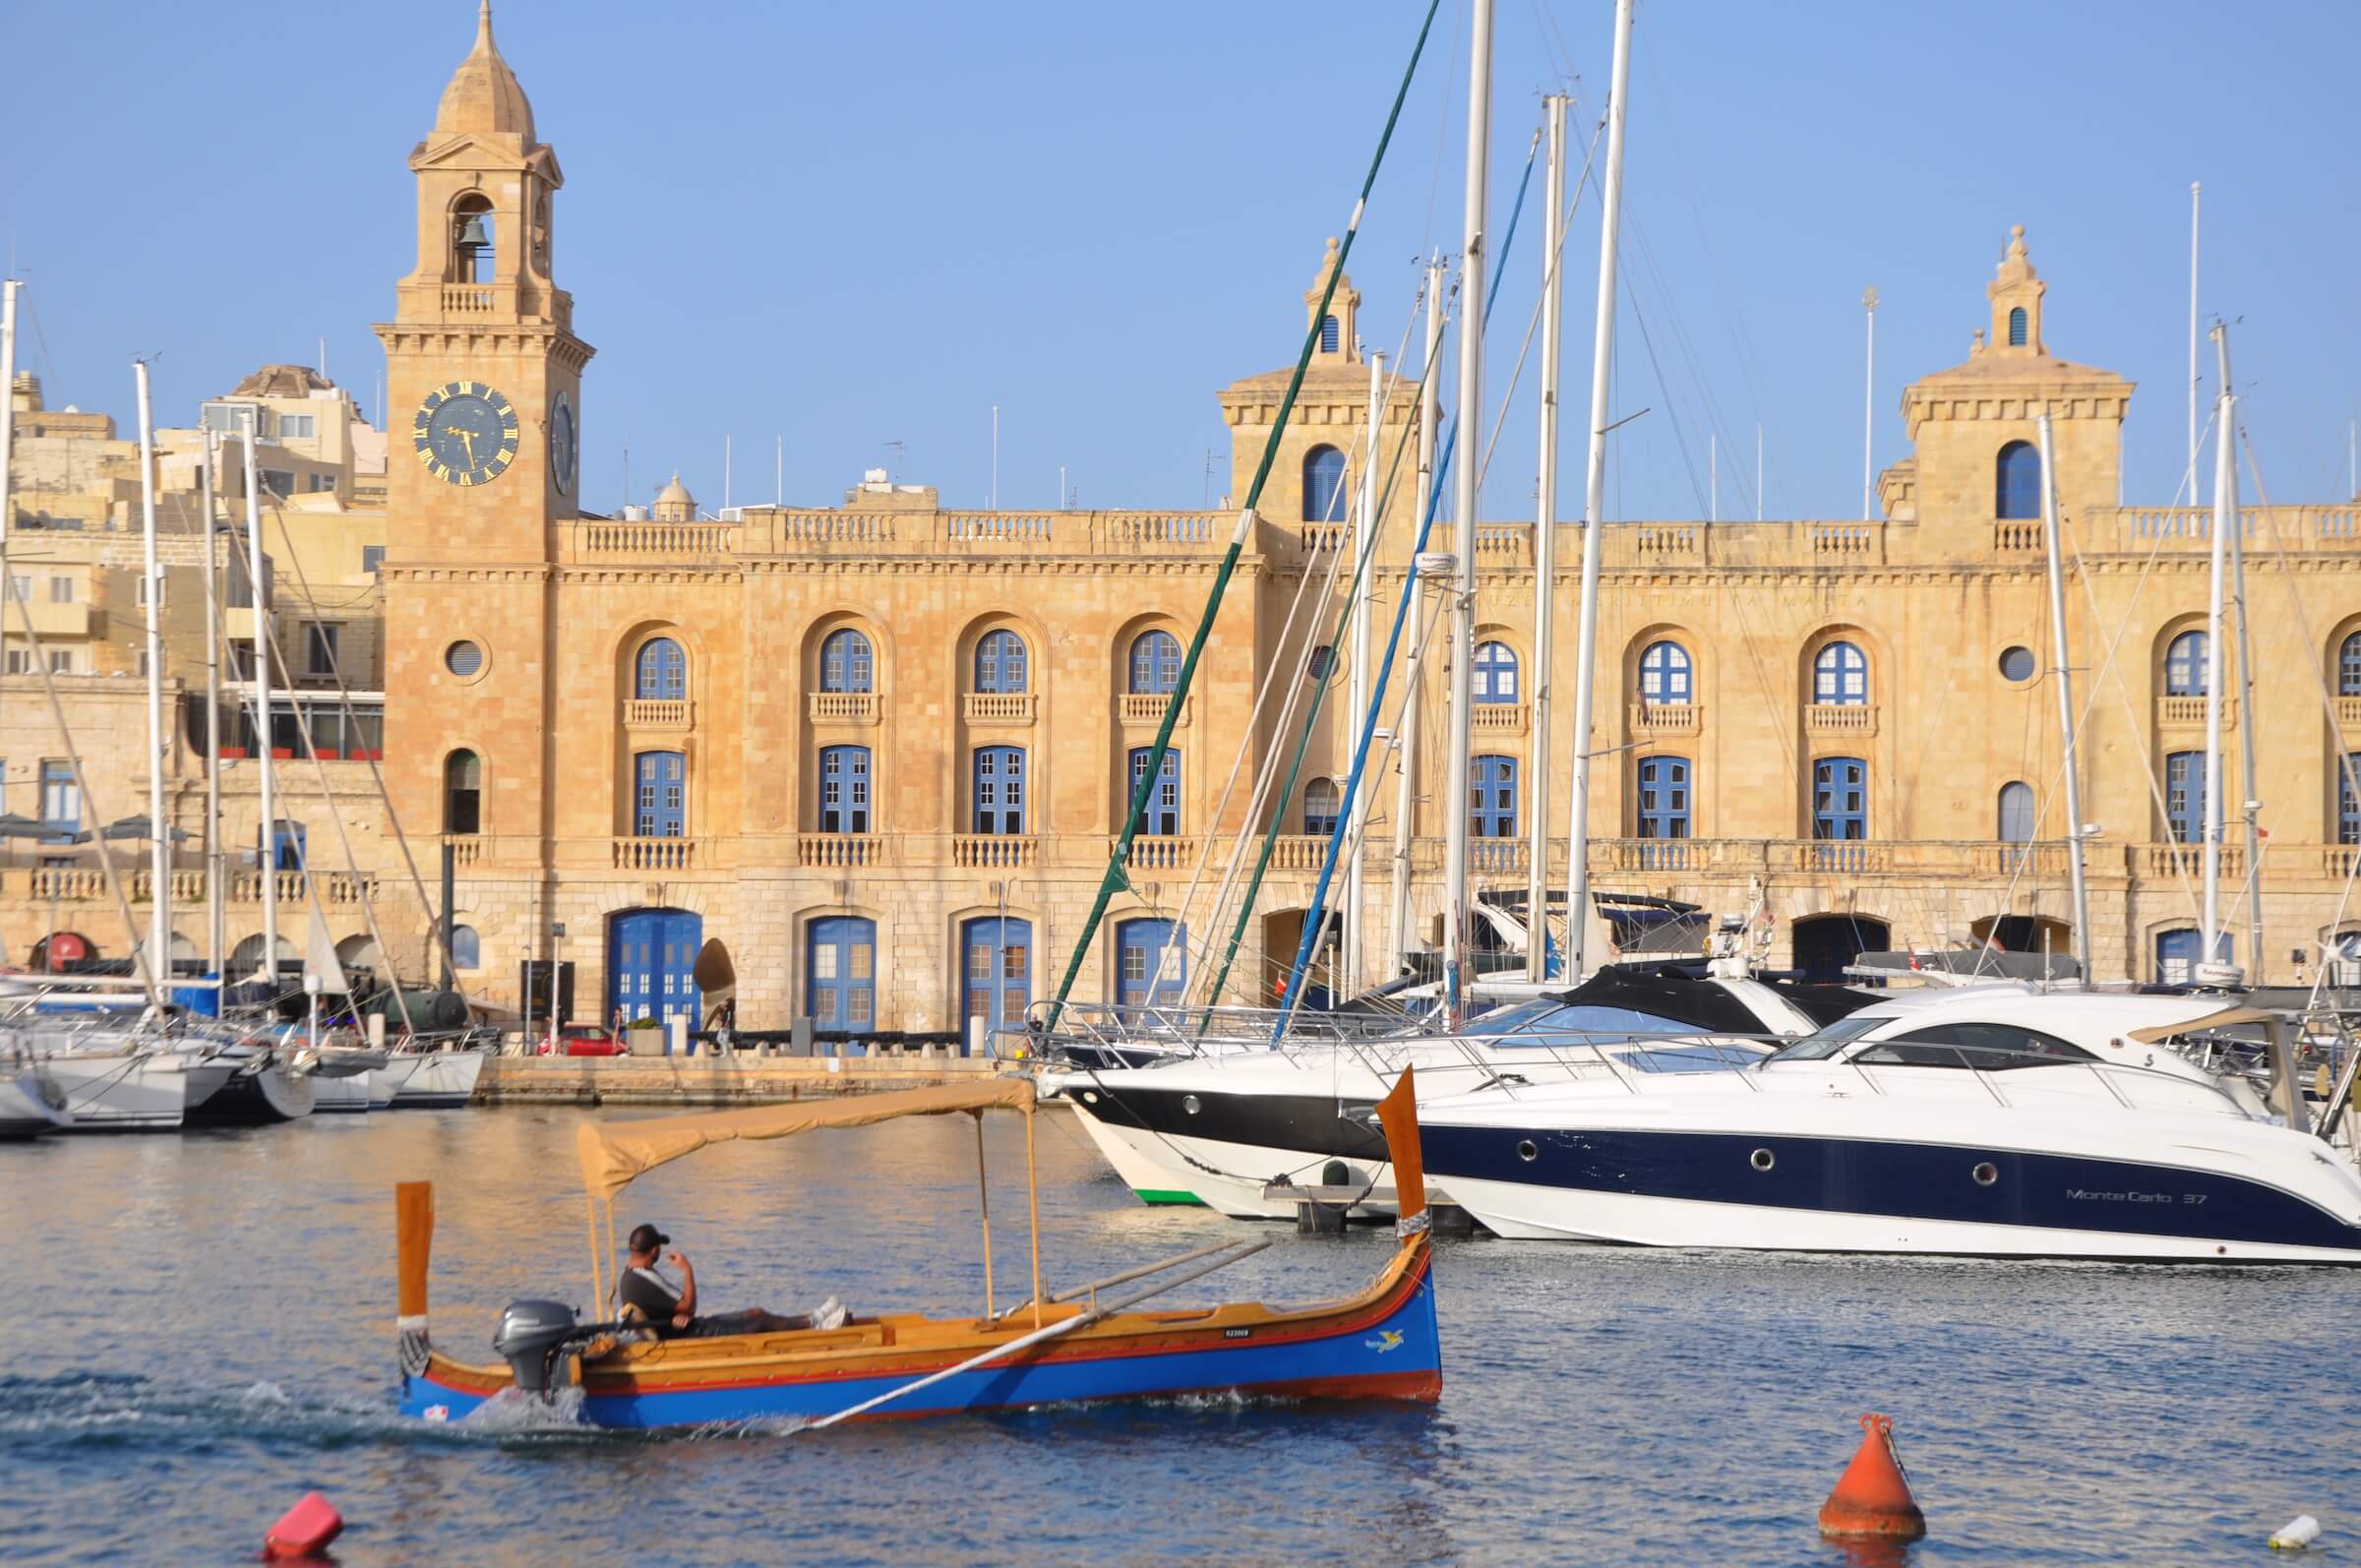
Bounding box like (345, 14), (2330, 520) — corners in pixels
(628, 1224), (669, 1252)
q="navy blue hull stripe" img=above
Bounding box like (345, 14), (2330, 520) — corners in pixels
(1421, 1125), (2361, 1254)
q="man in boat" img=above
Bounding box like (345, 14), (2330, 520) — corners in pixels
(617, 1223), (842, 1338)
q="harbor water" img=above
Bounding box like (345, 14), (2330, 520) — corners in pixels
(4, 1106), (2354, 1566)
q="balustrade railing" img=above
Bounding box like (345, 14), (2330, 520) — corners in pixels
(613, 836), (699, 871)
(962, 692), (1037, 725)
(1629, 700), (1701, 735)
(798, 833), (885, 869)
(808, 692), (878, 724)
(1804, 702), (1878, 735)
(953, 834), (1036, 869)
(1471, 701), (1529, 734)
(2155, 694), (2232, 728)
(1120, 693), (1188, 727)
(1117, 836), (1199, 874)
(625, 698), (693, 729)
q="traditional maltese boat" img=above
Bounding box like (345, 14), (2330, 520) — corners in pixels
(394, 1073), (1440, 1428)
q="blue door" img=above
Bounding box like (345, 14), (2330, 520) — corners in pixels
(267, 819), (308, 872)
(809, 917), (878, 1034)
(608, 908), (701, 1030)
(962, 917), (1032, 1039)
(973, 746), (1025, 834)
(1117, 919), (1185, 1009)
(1127, 747), (1180, 834)
(635, 751), (686, 836)
(1470, 755), (1518, 838)
(2164, 751), (2205, 843)
(2153, 928), (2228, 985)
(819, 745), (871, 833)
(1813, 757), (1868, 839)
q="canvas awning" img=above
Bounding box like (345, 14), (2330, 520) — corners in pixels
(575, 1077), (1038, 1200)
(2124, 1005), (2272, 1044)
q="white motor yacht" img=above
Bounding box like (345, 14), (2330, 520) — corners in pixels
(1416, 989), (2361, 1263)
(1052, 963), (1850, 1217)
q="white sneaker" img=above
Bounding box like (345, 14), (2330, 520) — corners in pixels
(812, 1296), (848, 1331)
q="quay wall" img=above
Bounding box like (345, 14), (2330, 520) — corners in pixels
(474, 1053), (1024, 1108)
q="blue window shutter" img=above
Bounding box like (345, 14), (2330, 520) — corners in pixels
(2008, 307), (2028, 347)
(1995, 441), (2041, 519)
(1320, 315), (1339, 353)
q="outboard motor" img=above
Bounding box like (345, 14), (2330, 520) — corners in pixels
(493, 1299), (583, 1398)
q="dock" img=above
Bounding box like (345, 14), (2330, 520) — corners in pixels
(475, 1052), (1019, 1108)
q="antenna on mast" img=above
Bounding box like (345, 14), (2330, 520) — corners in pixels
(882, 439), (905, 484)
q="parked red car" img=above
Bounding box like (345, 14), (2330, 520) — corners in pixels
(557, 1024), (624, 1056)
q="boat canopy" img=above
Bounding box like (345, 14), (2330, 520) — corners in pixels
(1540, 964), (1775, 1036)
(575, 1078), (1038, 1200)
(2123, 1005), (2271, 1045)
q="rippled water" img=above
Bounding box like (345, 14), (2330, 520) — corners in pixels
(3, 1106), (2354, 1565)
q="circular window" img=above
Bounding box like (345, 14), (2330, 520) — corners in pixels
(1998, 646), (2036, 683)
(1181, 1095), (1200, 1116)
(1516, 1139), (1539, 1163)
(1750, 1148), (1776, 1173)
(1972, 1162), (1999, 1187)
(445, 640), (485, 678)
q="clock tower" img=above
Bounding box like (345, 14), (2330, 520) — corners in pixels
(374, 3), (590, 895)
(376, 0), (590, 563)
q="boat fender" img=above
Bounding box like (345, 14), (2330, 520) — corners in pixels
(2269, 1515), (2321, 1550)
(1817, 1413), (1926, 1539)
(263, 1491), (344, 1559)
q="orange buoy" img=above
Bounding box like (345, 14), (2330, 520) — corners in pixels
(263, 1490), (345, 1559)
(1818, 1414), (1926, 1539)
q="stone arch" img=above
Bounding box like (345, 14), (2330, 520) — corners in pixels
(801, 610), (889, 695)
(2329, 614), (2361, 698)
(1625, 622), (1702, 705)
(1799, 623), (1884, 706)
(953, 607), (1050, 695)
(1789, 912), (1890, 982)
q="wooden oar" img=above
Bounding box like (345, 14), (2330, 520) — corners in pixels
(803, 1245), (1276, 1432)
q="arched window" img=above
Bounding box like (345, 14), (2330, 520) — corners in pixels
(634, 637), (685, 700)
(974, 629), (1027, 694)
(1128, 630), (1181, 694)
(2339, 755), (2361, 847)
(818, 745), (871, 834)
(1995, 440), (2041, 519)
(634, 751), (686, 837)
(2341, 631), (2361, 696)
(2164, 630), (2209, 696)
(1303, 777), (1341, 836)
(449, 924), (481, 971)
(1997, 781), (2035, 842)
(1127, 747), (1181, 835)
(1639, 640), (1692, 705)
(820, 629), (874, 694)
(2163, 750), (2205, 843)
(1813, 641), (1868, 705)
(1116, 918), (1186, 1009)
(1302, 445), (1347, 522)
(1473, 641), (1519, 703)
(2007, 306), (2028, 347)
(444, 749), (481, 834)
(1320, 315), (1340, 353)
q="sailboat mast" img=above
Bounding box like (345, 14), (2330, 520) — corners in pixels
(2200, 323), (2234, 968)
(241, 421), (280, 988)
(199, 437), (224, 977)
(1441, 0), (1494, 1027)
(1389, 256), (1444, 970)
(2215, 328), (2263, 980)
(134, 362), (171, 996)
(1345, 349), (1384, 997)
(2034, 413), (2090, 976)
(1563, 0), (1636, 983)
(1525, 92), (1567, 982)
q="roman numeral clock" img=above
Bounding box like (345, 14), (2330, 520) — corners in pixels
(413, 381), (520, 486)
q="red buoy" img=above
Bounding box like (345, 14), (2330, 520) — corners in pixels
(1818, 1414), (1926, 1539)
(263, 1491), (344, 1559)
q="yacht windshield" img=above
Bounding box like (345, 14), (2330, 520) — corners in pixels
(1464, 1001), (1706, 1041)
(1759, 1013), (1888, 1063)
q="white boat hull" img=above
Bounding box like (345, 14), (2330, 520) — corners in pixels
(46, 1053), (188, 1131)
(0, 1066), (72, 1137)
(390, 1050), (483, 1108)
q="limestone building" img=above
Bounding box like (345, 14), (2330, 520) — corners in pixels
(18, 7), (2361, 1025)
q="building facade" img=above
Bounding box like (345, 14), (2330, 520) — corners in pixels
(10, 9), (2361, 1024)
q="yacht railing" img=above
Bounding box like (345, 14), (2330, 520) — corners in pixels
(1014, 999), (1416, 1063)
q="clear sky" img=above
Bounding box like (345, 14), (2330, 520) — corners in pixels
(4, 1), (2355, 522)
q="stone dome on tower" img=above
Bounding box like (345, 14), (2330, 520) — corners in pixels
(652, 473), (696, 523)
(436, 1), (534, 142)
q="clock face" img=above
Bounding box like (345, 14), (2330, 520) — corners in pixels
(412, 381), (518, 487)
(549, 390), (576, 497)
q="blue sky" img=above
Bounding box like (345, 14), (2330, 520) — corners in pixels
(4, 1), (2355, 521)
